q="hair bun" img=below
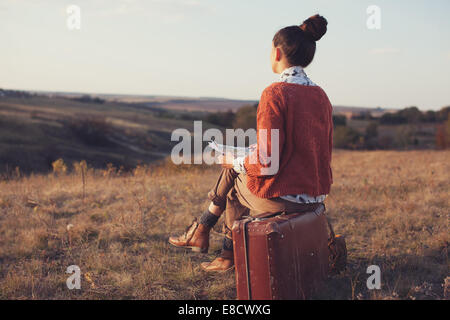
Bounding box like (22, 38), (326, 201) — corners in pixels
(300, 14), (328, 41)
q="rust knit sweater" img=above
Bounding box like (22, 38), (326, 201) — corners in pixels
(244, 82), (333, 198)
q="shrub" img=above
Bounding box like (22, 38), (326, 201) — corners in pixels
(365, 122), (378, 140)
(380, 112), (407, 125)
(68, 116), (113, 147)
(156, 110), (176, 119)
(205, 110), (235, 128)
(52, 158), (67, 175)
(423, 110), (438, 123)
(364, 122), (379, 149)
(435, 115), (450, 149)
(394, 126), (417, 149)
(351, 111), (374, 121)
(332, 115), (347, 127)
(377, 136), (393, 149)
(399, 106), (422, 124)
(233, 105), (257, 130)
(72, 95), (105, 104)
(333, 126), (363, 149)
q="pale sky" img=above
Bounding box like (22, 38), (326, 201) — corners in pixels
(1, 0), (449, 110)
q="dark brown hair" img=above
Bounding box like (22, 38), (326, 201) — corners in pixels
(273, 14), (328, 67)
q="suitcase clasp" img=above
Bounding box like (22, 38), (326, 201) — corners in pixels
(265, 221), (281, 235)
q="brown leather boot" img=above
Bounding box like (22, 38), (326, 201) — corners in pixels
(168, 219), (210, 253)
(200, 249), (234, 272)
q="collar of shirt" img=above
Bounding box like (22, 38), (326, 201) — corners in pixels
(278, 66), (316, 86)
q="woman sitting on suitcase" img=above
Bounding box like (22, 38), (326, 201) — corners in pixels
(169, 14), (333, 272)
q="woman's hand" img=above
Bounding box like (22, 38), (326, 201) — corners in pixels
(217, 152), (235, 169)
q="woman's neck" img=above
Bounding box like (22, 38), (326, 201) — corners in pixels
(274, 61), (292, 74)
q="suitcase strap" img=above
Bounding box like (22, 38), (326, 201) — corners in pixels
(325, 215), (336, 239)
(242, 218), (252, 300)
(250, 203), (326, 221)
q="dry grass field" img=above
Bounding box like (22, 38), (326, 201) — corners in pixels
(0, 150), (448, 300)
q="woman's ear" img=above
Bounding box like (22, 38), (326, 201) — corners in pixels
(275, 47), (282, 62)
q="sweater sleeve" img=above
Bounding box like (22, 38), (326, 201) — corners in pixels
(244, 86), (285, 177)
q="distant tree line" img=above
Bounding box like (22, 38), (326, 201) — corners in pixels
(0, 88), (33, 98)
(157, 102), (450, 150)
(202, 103), (258, 130)
(333, 106), (450, 150)
(71, 95), (105, 104)
(349, 106), (450, 124)
(379, 106), (450, 125)
(156, 103), (258, 130)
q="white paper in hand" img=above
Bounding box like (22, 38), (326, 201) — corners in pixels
(208, 140), (251, 159)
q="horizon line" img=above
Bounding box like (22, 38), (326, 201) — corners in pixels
(1, 86), (447, 112)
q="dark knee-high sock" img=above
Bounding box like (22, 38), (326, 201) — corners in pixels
(199, 210), (220, 228)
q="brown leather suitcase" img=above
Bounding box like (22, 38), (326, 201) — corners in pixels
(232, 204), (330, 300)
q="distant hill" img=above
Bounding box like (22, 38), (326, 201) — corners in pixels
(332, 105), (392, 118)
(35, 91), (258, 113)
(30, 89), (393, 115)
